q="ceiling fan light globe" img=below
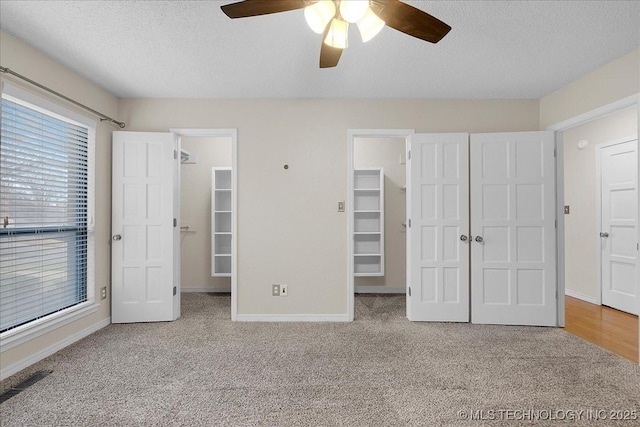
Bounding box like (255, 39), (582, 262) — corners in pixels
(340, 0), (369, 23)
(356, 8), (385, 42)
(304, 1), (336, 34)
(324, 18), (349, 49)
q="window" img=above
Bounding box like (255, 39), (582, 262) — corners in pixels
(0, 87), (95, 337)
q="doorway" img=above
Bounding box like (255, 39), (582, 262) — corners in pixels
(178, 136), (232, 285)
(561, 106), (638, 312)
(172, 129), (238, 321)
(555, 102), (639, 362)
(347, 130), (414, 320)
(111, 129), (238, 322)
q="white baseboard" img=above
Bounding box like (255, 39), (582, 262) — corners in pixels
(236, 314), (350, 322)
(1, 317), (111, 381)
(181, 286), (231, 293)
(565, 289), (599, 305)
(355, 286), (405, 294)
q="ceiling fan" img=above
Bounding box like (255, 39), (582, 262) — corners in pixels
(221, 0), (451, 68)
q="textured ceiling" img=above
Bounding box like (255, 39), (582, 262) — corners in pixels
(0, 0), (638, 99)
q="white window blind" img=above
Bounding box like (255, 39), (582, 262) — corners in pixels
(0, 96), (89, 333)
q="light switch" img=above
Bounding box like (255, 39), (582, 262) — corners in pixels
(564, 205), (570, 214)
(338, 201), (345, 212)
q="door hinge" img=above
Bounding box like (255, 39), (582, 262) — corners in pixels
(408, 286), (411, 297)
(555, 219), (557, 228)
(173, 286), (177, 296)
(174, 149), (178, 160)
(554, 148), (557, 158)
(407, 150), (411, 160)
(173, 218), (177, 227)
(408, 218), (411, 228)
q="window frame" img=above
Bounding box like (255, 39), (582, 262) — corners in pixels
(0, 82), (98, 352)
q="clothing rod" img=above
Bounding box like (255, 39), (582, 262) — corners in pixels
(0, 65), (126, 128)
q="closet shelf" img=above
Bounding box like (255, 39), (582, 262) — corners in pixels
(353, 168), (385, 277)
(212, 167), (233, 277)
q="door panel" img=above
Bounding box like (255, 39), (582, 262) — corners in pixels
(600, 139), (638, 315)
(112, 131), (176, 323)
(408, 133), (469, 322)
(470, 131), (556, 326)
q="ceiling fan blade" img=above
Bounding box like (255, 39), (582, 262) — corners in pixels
(372, 0), (451, 43)
(319, 21), (343, 68)
(221, 0), (308, 18)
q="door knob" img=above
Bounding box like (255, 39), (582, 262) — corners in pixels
(475, 236), (483, 243)
(599, 232), (609, 238)
(460, 235), (469, 242)
(112, 234), (122, 241)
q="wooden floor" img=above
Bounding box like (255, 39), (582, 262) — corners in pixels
(565, 296), (638, 364)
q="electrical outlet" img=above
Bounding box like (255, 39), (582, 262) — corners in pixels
(280, 284), (288, 297)
(272, 284), (280, 296)
(100, 287), (107, 300)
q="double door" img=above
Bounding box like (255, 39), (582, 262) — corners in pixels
(407, 131), (557, 326)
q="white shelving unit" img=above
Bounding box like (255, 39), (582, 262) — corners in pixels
(353, 168), (384, 276)
(212, 167), (232, 277)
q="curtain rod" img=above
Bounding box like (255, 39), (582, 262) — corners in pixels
(0, 65), (126, 128)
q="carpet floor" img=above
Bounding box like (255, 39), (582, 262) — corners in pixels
(1, 294), (639, 426)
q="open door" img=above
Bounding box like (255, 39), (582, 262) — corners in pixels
(470, 131), (557, 326)
(112, 131), (179, 323)
(407, 133), (470, 321)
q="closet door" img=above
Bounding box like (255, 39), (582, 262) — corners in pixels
(470, 131), (556, 326)
(407, 133), (470, 322)
(112, 131), (178, 323)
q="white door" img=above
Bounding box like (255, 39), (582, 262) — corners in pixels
(112, 131), (178, 323)
(470, 131), (557, 326)
(407, 133), (470, 321)
(599, 138), (638, 315)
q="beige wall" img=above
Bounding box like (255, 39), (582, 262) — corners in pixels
(180, 136), (232, 290)
(118, 98), (539, 315)
(540, 48), (640, 129)
(539, 44), (638, 310)
(563, 107), (638, 300)
(0, 31), (117, 371)
(354, 137), (406, 291)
